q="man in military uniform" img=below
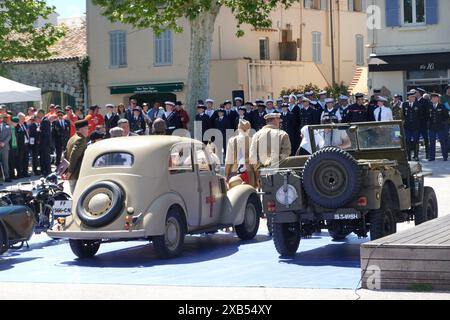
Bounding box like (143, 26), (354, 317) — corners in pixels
(250, 113), (291, 170)
(215, 108), (231, 159)
(428, 93), (449, 161)
(321, 98), (341, 123)
(415, 88), (431, 159)
(252, 104), (267, 131)
(234, 97), (244, 111)
(317, 91), (327, 110)
(391, 94), (403, 121)
(373, 96), (393, 122)
(300, 97), (320, 128)
(65, 120), (89, 194)
(265, 99), (277, 114)
(367, 89), (381, 122)
(195, 103), (209, 142)
(280, 103), (299, 156)
(402, 91), (421, 161)
(162, 101), (182, 135)
(338, 95), (351, 123)
(347, 93), (367, 123)
(224, 100), (238, 130)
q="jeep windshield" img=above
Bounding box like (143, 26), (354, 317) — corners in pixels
(307, 121), (403, 153)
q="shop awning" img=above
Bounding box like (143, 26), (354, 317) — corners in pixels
(110, 82), (184, 95)
(369, 52), (450, 72)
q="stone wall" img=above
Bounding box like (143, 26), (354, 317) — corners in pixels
(3, 59), (85, 109)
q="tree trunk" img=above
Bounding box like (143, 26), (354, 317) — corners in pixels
(186, 2), (221, 134)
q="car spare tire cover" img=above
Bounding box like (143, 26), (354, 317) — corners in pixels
(77, 181), (125, 228)
(302, 147), (361, 209)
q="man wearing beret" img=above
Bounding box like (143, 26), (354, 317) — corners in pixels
(65, 120), (90, 193)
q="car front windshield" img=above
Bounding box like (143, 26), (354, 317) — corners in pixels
(357, 124), (402, 150)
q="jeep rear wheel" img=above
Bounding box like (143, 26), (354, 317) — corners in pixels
(273, 222), (301, 257)
(302, 148), (361, 209)
(235, 194), (261, 240)
(369, 208), (396, 241)
(414, 187), (438, 226)
(69, 240), (101, 259)
(153, 209), (186, 259)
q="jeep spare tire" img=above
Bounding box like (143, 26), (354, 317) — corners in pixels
(303, 147), (361, 209)
(77, 181), (125, 228)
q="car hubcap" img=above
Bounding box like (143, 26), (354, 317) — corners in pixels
(83, 188), (113, 217)
(165, 218), (180, 251)
(244, 204), (257, 232)
(313, 161), (347, 197)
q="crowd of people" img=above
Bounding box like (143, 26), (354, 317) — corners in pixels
(1, 85), (449, 186)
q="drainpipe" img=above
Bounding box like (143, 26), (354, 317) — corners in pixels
(329, 0), (336, 86)
(247, 59), (253, 101)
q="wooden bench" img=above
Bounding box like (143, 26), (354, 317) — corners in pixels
(360, 215), (450, 291)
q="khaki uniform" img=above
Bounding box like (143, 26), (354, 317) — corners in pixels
(249, 124), (291, 170)
(64, 133), (87, 182)
(225, 133), (258, 188)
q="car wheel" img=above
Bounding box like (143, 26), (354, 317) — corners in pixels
(328, 222), (351, 241)
(414, 187), (438, 226)
(0, 224), (7, 255)
(369, 208), (396, 241)
(302, 147), (361, 209)
(267, 213), (274, 237)
(152, 209), (186, 259)
(77, 181), (124, 228)
(273, 222), (301, 257)
(69, 239), (101, 259)
(235, 194), (262, 240)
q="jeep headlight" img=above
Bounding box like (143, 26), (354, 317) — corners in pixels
(276, 184), (298, 206)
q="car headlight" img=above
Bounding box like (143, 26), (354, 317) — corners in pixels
(276, 184), (298, 206)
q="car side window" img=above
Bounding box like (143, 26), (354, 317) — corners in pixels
(169, 143), (194, 174)
(194, 145), (212, 172)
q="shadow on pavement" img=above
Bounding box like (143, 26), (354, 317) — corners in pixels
(61, 233), (271, 268)
(0, 256), (40, 272)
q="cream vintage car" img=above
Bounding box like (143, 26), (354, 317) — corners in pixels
(47, 136), (261, 259)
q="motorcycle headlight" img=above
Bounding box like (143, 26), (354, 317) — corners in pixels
(276, 184), (298, 206)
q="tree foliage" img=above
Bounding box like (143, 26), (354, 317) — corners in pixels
(281, 82), (349, 100)
(0, 0), (65, 61)
(91, 0), (298, 37)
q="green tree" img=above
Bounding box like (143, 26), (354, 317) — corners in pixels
(92, 0), (299, 130)
(0, 0), (65, 61)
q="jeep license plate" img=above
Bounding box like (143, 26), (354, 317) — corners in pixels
(334, 213), (359, 220)
(53, 200), (72, 217)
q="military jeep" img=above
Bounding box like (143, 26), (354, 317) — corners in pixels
(260, 121), (438, 256)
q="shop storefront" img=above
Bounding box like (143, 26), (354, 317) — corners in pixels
(369, 52), (450, 96)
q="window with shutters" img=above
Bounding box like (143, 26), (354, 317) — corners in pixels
(402, 0), (425, 25)
(259, 37), (270, 60)
(154, 30), (173, 66)
(348, 0), (366, 12)
(304, 0), (327, 10)
(109, 30), (127, 68)
(312, 32), (322, 64)
(356, 35), (365, 66)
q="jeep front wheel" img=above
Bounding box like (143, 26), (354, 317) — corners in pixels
(69, 240), (101, 259)
(273, 222), (301, 257)
(414, 187), (438, 226)
(152, 209), (186, 259)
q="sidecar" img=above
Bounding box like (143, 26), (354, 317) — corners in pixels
(0, 206), (35, 255)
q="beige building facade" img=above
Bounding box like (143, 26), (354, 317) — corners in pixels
(87, 0), (368, 107)
(368, 0), (450, 97)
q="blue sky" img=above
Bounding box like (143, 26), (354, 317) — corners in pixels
(46, 0), (86, 19)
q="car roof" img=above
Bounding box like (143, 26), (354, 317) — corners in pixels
(82, 136), (200, 176)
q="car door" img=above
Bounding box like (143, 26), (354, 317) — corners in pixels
(168, 142), (201, 229)
(194, 144), (223, 227)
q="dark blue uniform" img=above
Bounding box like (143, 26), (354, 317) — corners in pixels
(38, 117), (52, 176)
(224, 110), (239, 130)
(129, 114), (146, 135)
(367, 98), (377, 122)
(428, 103), (449, 161)
(299, 106), (320, 128)
(347, 103), (367, 123)
(215, 116), (231, 158)
(162, 112), (182, 135)
(252, 111), (267, 131)
(52, 119), (70, 167)
(417, 97), (431, 159)
(195, 113), (210, 142)
(28, 122), (40, 175)
(281, 110), (299, 156)
(402, 101), (421, 160)
(339, 106), (351, 123)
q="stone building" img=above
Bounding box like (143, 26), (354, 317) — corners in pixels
(1, 20), (87, 113)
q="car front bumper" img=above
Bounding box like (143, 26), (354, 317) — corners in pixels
(47, 229), (147, 240)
